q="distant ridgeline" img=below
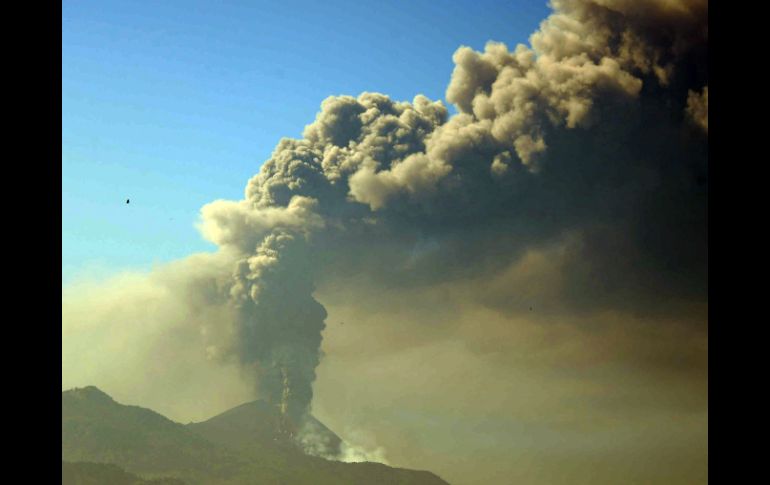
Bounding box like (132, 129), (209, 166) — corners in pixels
(62, 387), (449, 485)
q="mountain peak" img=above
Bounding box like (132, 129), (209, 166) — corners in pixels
(63, 390), (450, 484)
(188, 398), (343, 458)
(63, 385), (115, 403)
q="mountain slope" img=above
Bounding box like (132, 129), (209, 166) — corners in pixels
(186, 399), (341, 457)
(187, 400), (447, 485)
(62, 461), (185, 485)
(62, 387), (449, 485)
(62, 386), (248, 483)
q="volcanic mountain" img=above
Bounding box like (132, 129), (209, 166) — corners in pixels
(62, 386), (449, 484)
(186, 399), (343, 459)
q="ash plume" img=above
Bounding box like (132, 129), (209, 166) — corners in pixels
(227, 231), (326, 424)
(63, 0), (708, 471)
(192, 0), (707, 438)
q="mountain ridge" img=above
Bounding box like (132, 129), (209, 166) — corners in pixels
(62, 386), (449, 485)
(187, 398), (343, 458)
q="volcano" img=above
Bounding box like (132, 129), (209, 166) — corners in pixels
(62, 387), (449, 484)
(187, 398), (343, 459)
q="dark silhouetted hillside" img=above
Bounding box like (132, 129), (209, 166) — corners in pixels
(187, 399), (341, 456)
(62, 461), (185, 485)
(62, 387), (449, 485)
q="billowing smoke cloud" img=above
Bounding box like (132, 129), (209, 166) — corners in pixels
(192, 0), (706, 419)
(63, 0), (707, 478)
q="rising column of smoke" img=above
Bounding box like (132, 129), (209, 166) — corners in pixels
(191, 0), (707, 449)
(62, 6), (707, 468)
(228, 231), (325, 424)
(196, 96), (449, 427)
(195, 195), (326, 422)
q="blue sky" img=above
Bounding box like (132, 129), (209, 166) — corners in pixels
(62, 0), (551, 284)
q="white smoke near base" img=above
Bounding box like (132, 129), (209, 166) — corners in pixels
(337, 441), (389, 465)
(297, 419), (390, 465)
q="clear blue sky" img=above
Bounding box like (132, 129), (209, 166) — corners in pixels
(62, 0), (550, 284)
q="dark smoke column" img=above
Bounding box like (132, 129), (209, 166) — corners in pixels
(229, 231), (327, 428)
(198, 0), (706, 456)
